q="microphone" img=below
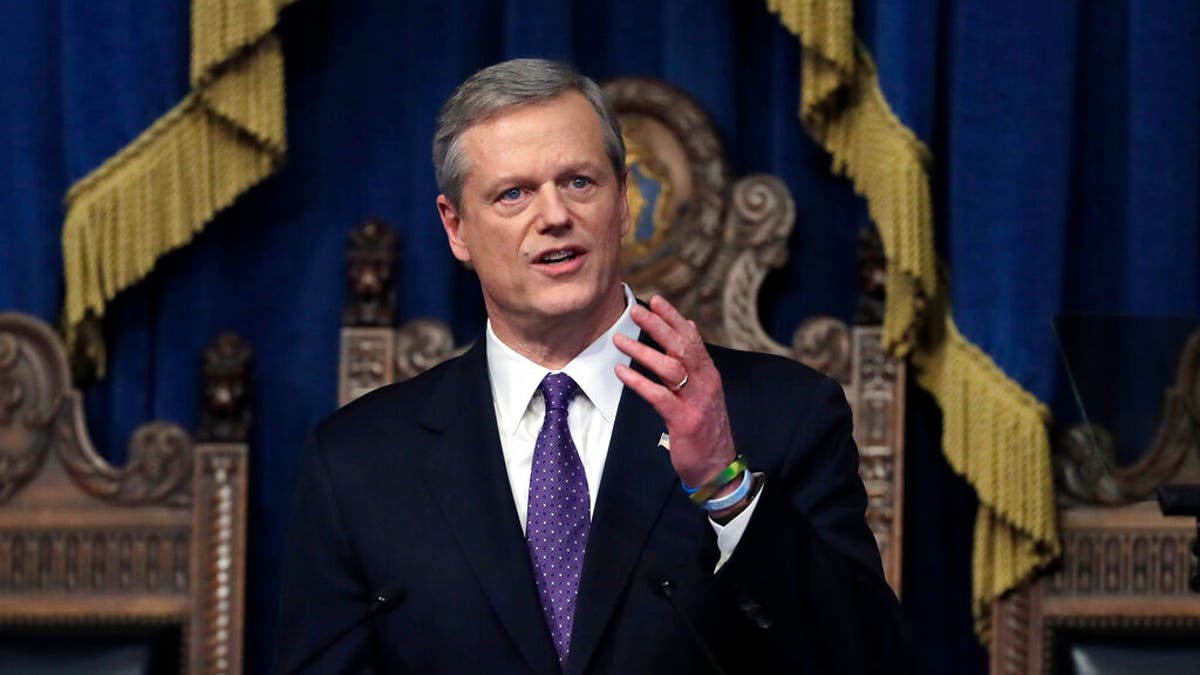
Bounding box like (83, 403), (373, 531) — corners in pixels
(284, 586), (405, 675)
(650, 574), (729, 675)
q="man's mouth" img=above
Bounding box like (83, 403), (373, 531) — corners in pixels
(535, 248), (582, 265)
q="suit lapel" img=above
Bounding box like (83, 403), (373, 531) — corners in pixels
(565, 331), (680, 675)
(419, 341), (560, 675)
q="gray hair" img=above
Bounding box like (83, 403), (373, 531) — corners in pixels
(433, 58), (625, 208)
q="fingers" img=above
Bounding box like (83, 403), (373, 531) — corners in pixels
(615, 326), (735, 489)
(613, 332), (687, 390)
(648, 295), (696, 336)
(614, 362), (687, 419)
(630, 297), (703, 361)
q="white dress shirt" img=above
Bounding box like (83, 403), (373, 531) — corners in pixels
(485, 284), (759, 570)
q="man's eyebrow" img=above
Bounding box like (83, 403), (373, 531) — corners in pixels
(554, 162), (614, 183)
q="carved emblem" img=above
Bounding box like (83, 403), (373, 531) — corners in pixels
(623, 132), (677, 255)
(604, 76), (728, 300)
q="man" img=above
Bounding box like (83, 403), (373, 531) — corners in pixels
(276, 59), (905, 674)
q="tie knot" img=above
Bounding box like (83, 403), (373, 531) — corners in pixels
(539, 372), (579, 412)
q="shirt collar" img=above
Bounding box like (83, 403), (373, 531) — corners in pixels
(486, 284), (640, 437)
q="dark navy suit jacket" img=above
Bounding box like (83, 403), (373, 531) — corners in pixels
(275, 336), (906, 674)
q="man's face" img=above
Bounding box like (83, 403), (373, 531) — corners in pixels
(437, 92), (630, 337)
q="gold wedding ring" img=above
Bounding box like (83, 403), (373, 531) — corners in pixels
(670, 373), (689, 393)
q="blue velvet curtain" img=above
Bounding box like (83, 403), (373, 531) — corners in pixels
(4, 1), (1198, 673)
(1, 0), (191, 320)
(860, 0), (1200, 410)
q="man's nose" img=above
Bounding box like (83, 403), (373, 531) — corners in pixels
(534, 185), (571, 231)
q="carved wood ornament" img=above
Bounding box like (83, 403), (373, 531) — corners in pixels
(342, 217), (399, 328)
(197, 332), (253, 444)
(0, 312), (249, 675)
(992, 330), (1200, 673)
(991, 507), (1200, 674)
(1053, 328), (1200, 506)
(337, 78), (907, 596)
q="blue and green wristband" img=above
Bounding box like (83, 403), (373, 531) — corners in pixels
(682, 454), (750, 506)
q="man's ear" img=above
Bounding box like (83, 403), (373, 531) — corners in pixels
(617, 169), (631, 239)
(437, 194), (472, 264)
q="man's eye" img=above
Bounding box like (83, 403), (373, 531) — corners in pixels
(500, 188), (523, 201)
(567, 176), (593, 190)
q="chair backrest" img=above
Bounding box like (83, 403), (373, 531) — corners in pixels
(337, 77), (906, 597)
(990, 330), (1200, 674)
(0, 312), (250, 675)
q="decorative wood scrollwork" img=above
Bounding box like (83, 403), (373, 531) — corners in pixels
(0, 315), (71, 503)
(339, 327), (395, 408)
(0, 528), (190, 593)
(602, 78), (797, 360)
(0, 312), (250, 674)
(793, 318), (852, 384)
(1, 313), (194, 506)
(1053, 328), (1200, 506)
(850, 328), (905, 594)
(718, 175), (797, 357)
(1049, 527), (1195, 596)
(394, 318), (465, 382)
(991, 505), (1200, 674)
(991, 586), (1035, 675)
(58, 420), (193, 506)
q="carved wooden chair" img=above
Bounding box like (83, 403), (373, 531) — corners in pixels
(990, 330), (1200, 674)
(0, 312), (251, 675)
(338, 77), (906, 596)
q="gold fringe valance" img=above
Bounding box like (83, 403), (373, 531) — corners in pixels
(62, 0), (296, 342)
(766, 0), (1060, 639)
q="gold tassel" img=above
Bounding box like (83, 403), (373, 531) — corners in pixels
(767, 0), (1060, 638)
(61, 0), (297, 341)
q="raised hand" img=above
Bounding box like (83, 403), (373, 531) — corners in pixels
(613, 296), (737, 490)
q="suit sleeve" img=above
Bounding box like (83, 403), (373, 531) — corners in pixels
(712, 375), (910, 675)
(274, 432), (376, 674)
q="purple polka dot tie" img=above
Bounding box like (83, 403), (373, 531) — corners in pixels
(526, 373), (590, 663)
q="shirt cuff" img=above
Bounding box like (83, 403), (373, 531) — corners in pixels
(709, 474), (764, 572)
